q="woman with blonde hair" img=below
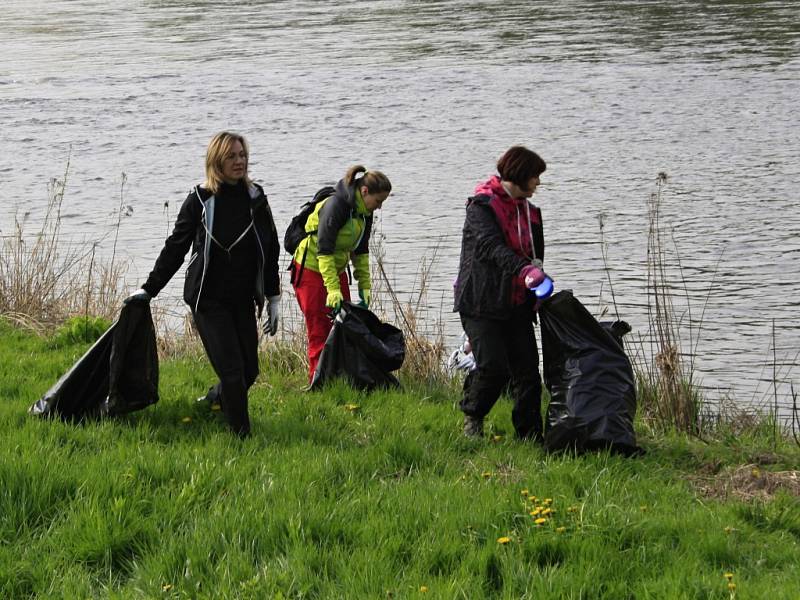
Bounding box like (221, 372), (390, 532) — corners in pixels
(126, 131), (281, 437)
(291, 165), (391, 382)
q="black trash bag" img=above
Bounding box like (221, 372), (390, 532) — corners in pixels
(311, 301), (405, 391)
(103, 301), (159, 416)
(29, 301), (159, 419)
(539, 290), (640, 456)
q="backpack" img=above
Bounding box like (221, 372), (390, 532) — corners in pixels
(283, 185), (335, 254)
(284, 185), (335, 285)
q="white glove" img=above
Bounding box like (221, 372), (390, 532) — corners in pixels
(263, 295), (280, 336)
(448, 348), (476, 372)
(124, 288), (151, 304)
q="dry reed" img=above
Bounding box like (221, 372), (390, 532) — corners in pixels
(595, 173), (706, 434)
(370, 230), (448, 387)
(638, 172), (702, 432)
(0, 158), (128, 327)
(791, 384), (800, 449)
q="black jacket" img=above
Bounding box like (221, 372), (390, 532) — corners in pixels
(142, 183), (280, 315)
(453, 194), (545, 320)
(316, 176), (373, 256)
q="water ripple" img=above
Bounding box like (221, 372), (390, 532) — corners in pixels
(1, 0), (799, 411)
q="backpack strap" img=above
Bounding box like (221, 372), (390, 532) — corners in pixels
(290, 243), (310, 286)
(288, 185), (337, 287)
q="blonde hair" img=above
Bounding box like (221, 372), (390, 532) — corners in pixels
(344, 165), (392, 194)
(204, 131), (252, 193)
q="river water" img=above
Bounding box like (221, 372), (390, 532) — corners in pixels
(1, 1), (799, 416)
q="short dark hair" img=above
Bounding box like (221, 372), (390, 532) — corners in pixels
(496, 146), (546, 187)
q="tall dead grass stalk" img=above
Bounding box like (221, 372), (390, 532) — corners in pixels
(640, 172), (702, 433)
(371, 232), (447, 386)
(791, 385), (799, 449)
(0, 157), (128, 328)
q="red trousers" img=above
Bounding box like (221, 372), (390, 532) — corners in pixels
(292, 263), (351, 382)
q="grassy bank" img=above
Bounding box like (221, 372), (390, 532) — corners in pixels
(1, 319), (799, 599)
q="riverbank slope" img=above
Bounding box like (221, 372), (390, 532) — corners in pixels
(1, 320), (798, 598)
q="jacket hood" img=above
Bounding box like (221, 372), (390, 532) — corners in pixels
(332, 177), (369, 215)
(195, 182), (263, 203)
(333, 177), (355, 207)
(474, 175), (504, 198)
(248, 183), (267, 210)
(473, 175), (527, 205)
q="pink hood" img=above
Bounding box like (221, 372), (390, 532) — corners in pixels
(474, 175), (542, 305)
(474, 175), (512, 200)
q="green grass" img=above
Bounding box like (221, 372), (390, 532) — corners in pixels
(1, 319), (799, 598)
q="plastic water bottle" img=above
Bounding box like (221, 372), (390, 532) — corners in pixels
(531, 275), (554, 299)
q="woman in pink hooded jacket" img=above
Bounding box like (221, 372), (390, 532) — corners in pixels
(453, 146), (549, 439)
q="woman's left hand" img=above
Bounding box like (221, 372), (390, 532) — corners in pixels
(263, 295), (281, 336)
(357, 288), (371, 309)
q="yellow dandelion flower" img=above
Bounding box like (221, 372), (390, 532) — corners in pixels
(528, 495), (537, 502)
(567, 506), (578, 513)
(419, 585), (429, 593)
(529, 509), (540, 516)
(481, 471), (492, 479)
(520, 489), (529, 495)
(181, 416), (191, 423)
(724, 573), (734, 581)
(497, 536), (511, 544)
(344, 403), (359, 411)
(534, 517), (547, 525)
(161, 583), (173, 591)
(727, 583), (736, 591)
(556, 527), (566, 533)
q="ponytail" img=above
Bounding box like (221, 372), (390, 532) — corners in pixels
(345, 165), (367, 186)
(344, 164), (392, 194)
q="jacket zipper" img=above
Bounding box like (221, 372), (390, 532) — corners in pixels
(194, 186), (210, 313)
(252, 205), (266, 309)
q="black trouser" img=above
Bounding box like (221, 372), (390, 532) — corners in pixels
(192, 296), (259, 437)
(459, 311), (542, 438)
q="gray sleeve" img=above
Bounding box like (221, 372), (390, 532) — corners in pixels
(316, 195), (351, 255)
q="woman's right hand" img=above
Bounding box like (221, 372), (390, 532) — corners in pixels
(124, 288), (151, 304)
(325, 290), (343, 312)
(519, 265), (546, 289)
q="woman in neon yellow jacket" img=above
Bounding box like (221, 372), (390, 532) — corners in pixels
(292, 165), (392, 381)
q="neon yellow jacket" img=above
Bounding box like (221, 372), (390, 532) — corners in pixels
(293, 180), (372, 294)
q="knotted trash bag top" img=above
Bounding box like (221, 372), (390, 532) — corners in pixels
(311, 301), (405, 391)
(29, 300), (159, 420)
(539, 290), (641, 456)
